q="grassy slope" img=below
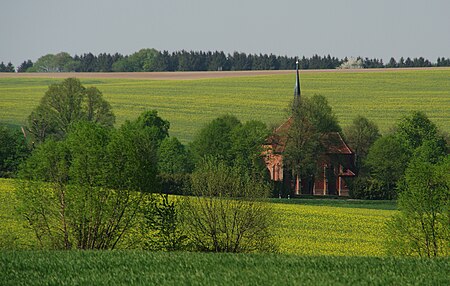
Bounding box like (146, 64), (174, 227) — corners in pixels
(1, 251), (448, 286)
(1, 69), (449, 143)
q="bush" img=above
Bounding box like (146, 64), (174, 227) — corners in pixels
(181, 158), (277, 253)
(386, 156), (449, 257)
(158, 173), (191, 195)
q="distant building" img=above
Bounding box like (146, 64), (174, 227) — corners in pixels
(264, 61), (356, 196)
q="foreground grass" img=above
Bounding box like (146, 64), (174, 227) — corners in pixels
(1, 251), (448, 286)
(1, 69), (449, 143)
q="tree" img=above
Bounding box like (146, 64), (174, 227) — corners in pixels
(134, 110), (170, 143)
(191, 115), (241, 164)
(16, 118), (165, 250)
(0, 125), (29, 177)
(17, 60), (33, 72)
(30, 52), (75, 72)
(0, 62), (15, 72)
(181, 158), (276, 253)
(27, 78), (115, 142)
(284, 95), (341, 180)
(230, 120), (269, 177)
(107, 111), (167, 194)
(158, 137), (193, 175)
(344, 115), (381, 170)
(386, 57), (398, 68)
(396, 111), (447, 152)
(338, 57), (363, 69)
(112, 49), (158, 72)
(365, 135), (410, 198)
(387, 153), (449, 257)
(140, 194), (187, 251)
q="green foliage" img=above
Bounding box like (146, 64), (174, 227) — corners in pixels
(365, 135), (410, 198)
(158, 173), (191, 195)
(141, 194), (186, 251)
(284, 94), (341, 179)
(191, 115), (268, 177)
(0, 62), (15, 72)
(107, 111), (168, 193)
(1, 252), (449, 286)
(157, 137), (193, 175)
(30, 52), (76, 72)
(230, 120), (269, 178)
(387, 154), (450, 257)
(191, 114), (241, 163)
(396, 111), (446, 151)
(15, 118), (166, 249)
(362, 112), (449, 199)
(135, 110), (170, 142)
(27, 78), (115, 143)
(182, 158), (276, 253)
(303, 94), (341, 133)
(112, 48), (159, 72)
(344, 115), (381, 170)
(0, 125), (29, 177)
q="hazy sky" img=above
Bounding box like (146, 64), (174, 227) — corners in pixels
(1, 0), (450, 66)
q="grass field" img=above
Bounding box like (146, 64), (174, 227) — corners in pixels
(1, 69), (449, 143)
(1, 251), (448, 285)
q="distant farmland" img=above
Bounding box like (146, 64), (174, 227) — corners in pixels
(1, 68), (449, 143)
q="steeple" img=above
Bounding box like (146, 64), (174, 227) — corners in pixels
(294, 58), (301, 104)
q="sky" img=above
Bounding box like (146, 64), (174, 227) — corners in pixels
(1, 0), (450, 66)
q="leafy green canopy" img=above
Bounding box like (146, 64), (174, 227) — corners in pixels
(16, 110), (169, 250)
(191, 115), (269, 177)
(344, 115), (381, 170)
(387, 149), (450, 257)
(363, 111), (448, 199)
(158, 137), (193, 175)
(0, 125), (29, 177)
(27, 78), (115, 143)
(284, 94), (341, 179)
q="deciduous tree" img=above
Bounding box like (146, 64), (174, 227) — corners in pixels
(344, 115), (381, 170)
(0, 125), (29, 177)
(27, 78), (115, 142)
(387, 151), (449, 257)
(284, 95), (341, 180)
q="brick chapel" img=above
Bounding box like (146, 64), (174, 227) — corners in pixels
(263, 62), (356, 196)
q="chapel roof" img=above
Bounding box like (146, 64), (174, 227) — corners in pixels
(265, 118), (353, 155)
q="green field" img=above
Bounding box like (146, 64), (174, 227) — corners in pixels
(1, 251), (448, 286)
(1, 69), (449, 143)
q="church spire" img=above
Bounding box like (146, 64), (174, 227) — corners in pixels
(294, 58), (301, 103)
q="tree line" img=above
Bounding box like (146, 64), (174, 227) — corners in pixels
(2, 49), (450, 73)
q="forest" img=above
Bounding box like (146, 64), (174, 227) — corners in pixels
(2, 48), (450, 73)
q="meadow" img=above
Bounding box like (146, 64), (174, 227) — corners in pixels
(1, 68), (449, 143)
